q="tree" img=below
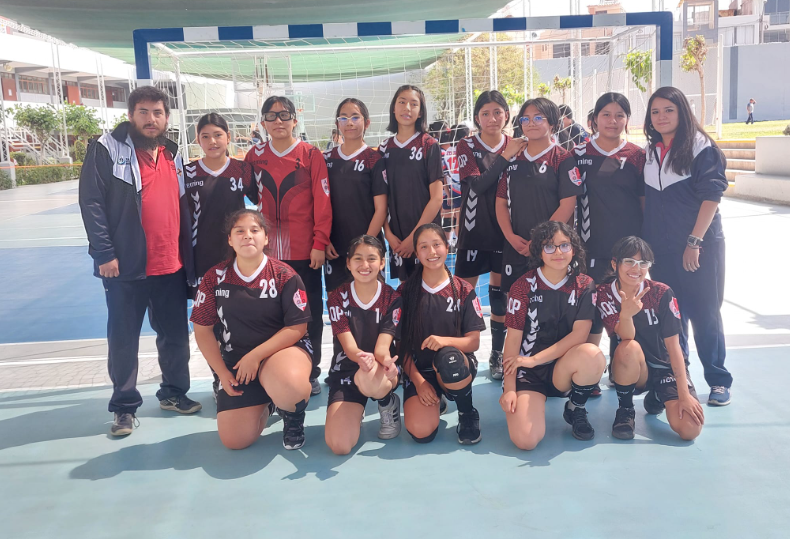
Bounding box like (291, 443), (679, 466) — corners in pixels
(64, 103), (102, 163)
(552, 75), (572, 104)
(624, 50), (653, 93)
(537, 83), (551, 98)
(681, 35), (708, 126)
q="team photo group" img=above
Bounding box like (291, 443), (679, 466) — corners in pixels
(78, 80), (733, 455)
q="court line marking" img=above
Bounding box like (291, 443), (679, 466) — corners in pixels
(0, 376), (216, 393)
(0, 353), (159, 367)
(0, 237), (86, 242)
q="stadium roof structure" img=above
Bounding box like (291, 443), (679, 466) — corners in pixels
(1, 0), (513, 79)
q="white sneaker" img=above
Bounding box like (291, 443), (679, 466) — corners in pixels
(377, 393), (402, 440)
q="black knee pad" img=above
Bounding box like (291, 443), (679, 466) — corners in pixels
(410, 427), (438, 444)
(488, 285), (506, 317)
(433, 346), (470, 383)
(293, 398), (308, 414)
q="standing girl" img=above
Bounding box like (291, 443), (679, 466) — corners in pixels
(456, 90), (528, 380)
(495, 98), (582, 295)
(324, 236), (402, 454)
(323, 98), (388, 292)
(379, 85), (445, 281)
(190, 210), (314, 450)
(642, 86), (732, 406)
(244, 96), (332, 395)
(399, 223), (486, 445)
(500, 221), (605, 449)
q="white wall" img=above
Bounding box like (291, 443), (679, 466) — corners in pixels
(723, 42), (790, 122)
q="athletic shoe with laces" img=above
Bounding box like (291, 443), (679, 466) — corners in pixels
(110, 412), (139, 436)
(488, 350), (504, 380)
(457, 407), (481, 445)
(159, 395), (202, 414)
(281, 411), (306, 450)
(707, 386), (731, 406)
(439, 394), (448, 416)
(563, 401), (595, 441)
(612, 406), (636, 440)
(377, 393), (402, 440)
(310, 378), (322, 396)
(643, 389), (665, 415)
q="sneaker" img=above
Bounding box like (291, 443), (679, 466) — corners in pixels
(612, 406), (636, 440)
(643, 390), (665, 415)
(377, 393), (402, 440)
(489, 350), (504, 380)
(707, 386), (731, 407)
(110, 412), (138, 436)
(310, 378), (322, 396)
(590, 383), (602, 398)
(281, 411), (306, 450)
(563, 401), (595, 441)
(439, 394), (448, 416)
(159, 395), (202, 414)
(457, 407), (481, 445)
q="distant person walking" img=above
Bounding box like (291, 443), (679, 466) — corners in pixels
(745, 99), (756, 124)
(79, 86), (202, 437)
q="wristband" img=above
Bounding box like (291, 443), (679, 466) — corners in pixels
(687, 235), (703, 249)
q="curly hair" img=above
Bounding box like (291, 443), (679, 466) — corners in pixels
(527, 220), (587, 277)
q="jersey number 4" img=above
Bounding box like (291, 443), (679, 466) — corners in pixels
(409, 147), (424, 161)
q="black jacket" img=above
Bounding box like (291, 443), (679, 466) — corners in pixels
(79, 122), (195, 284)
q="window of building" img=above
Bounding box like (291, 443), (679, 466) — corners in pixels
(108, 86), (126, 102)
(553, 43), (570, 58)
(19, 75), (48, 95)
(765, 29), (790, 43)
(581, 43), (590, 56)
(80, 84), (100, 100)
(595, 42), (610, 55)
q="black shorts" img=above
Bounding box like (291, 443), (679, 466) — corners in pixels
(388, 249), (420, 281)
(442, 193), (462, 211)
(514, 361), (570, 398)
(642, 365), (699, 404)
(216, 368), (272, 413)
(501, 247), (529, 293)
(455, 248), (504, 278)
(327, 367), (401, 407)
(324, 256), (351, 292)
(403, 353), (478, 402)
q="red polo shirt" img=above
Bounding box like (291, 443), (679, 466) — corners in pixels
(136, 146), (182, 276)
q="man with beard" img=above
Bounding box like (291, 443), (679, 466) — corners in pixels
(79, 86), (202, 436)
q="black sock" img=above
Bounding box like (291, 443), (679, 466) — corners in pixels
(569, 381), (597, 409)
(377, 392), (392, 408)
(615, 383), (637, 409)
(445, 385), (474, 414)
(490, 320), (507, 353)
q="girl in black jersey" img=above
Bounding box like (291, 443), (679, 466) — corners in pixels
(380, 85), (445, 281)
(324, 236), (402, 454)
(399, 223), (486, 445)
(495, 98), (582, 294)
(597, 236), (704, 441)
(190, 210), (314, 451)
(323, 99), (388, 292)
(456, 90), (528, 380)
(500, 221), (605, 448)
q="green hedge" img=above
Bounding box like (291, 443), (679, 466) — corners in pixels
(0, 171), (12, 190)
(14, 165), (82, 186)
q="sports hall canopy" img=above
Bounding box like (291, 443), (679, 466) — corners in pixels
(1, 0), (511, 79)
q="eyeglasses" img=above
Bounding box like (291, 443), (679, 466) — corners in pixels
(519, 116), (545, 126)
(337, 115), (363, 124)
(542, 242), (572, 254)
(621, 257), (652, 270)
(263, 111), (295, 122)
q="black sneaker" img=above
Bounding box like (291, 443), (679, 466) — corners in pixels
(563, 401), (595, 441)
(612, 406), (636, 440)
(457, 407), (481, 445)
(160, 395), (202, 414)
(281, 411), (306, 450)
(643, 390), (665, 415)
(590, 383), (602, 398)
(489, 350), (504, 380)
(110, 412), (138, 436)
(310, 378), (321, 396)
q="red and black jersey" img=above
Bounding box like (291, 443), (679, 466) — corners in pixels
(190, 256), (312, 368)
(596, 279), (682, 369)
(323, 145), (387, 256)
(244, 140), (332, 261)
(184, 158), (258, 281)
(575, 138), (646, 259)
(506, 268), (596, 360)
(377, 132), (444, 240)
(397, 276), (486, 369)
(457, 134), (510, 250)
(496, 143), (582, 241)
(326, 281), (401, 374)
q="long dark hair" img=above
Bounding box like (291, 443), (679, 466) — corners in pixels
(346, 234), (386, 284)
(387, 85), (428, 134)
(223, 209), (270, 267)
(602, 236), (655, 285)
(527, 221), (587, 277)
(335, 98), (371, 137)
(592, 92), (631, 133)
(644, 86), (713, 176)
(398, 223), (461, 362)
(517, 97), (562, 135)
(473, 90), (510, 130)
(197, 112), (229, 136)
